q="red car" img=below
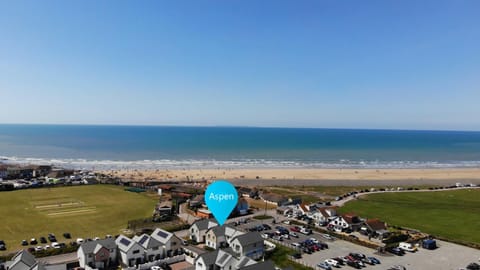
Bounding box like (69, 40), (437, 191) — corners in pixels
(290, 226), (301, 232)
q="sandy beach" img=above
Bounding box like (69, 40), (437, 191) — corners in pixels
(100, 168), (480, 184)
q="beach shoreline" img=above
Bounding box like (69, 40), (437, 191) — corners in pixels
(99, 167), (480, 184)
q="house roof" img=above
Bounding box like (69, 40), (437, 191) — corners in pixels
(235, 256), (256, 268)
(10, 250), (37, 269)
(115, 235), (139, 252)
(341, 213), (360, 224)
(196, 250), (220, 266)
(133, 234), (162, 249)
(232, 232), (263, 247)
(79, 238), (116, 254)
(151, 228), (176, 245)
(215, 249), (234, 267)
(242, 260), (276, 270)
(365, 218), (387, 231)
(192, 219), (218, 231)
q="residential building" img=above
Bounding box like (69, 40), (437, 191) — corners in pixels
(150, 228), (182, 257)
(115, 235), (145, 267)
(189, 219), (218, 243)
(132, 234), (163, 262)
(363, 218), (389, 239)
(194, 249), (256, 270)
(230, 232), (264, 260)
(77, 238), (117, 269)
(6, 250), (44, 270)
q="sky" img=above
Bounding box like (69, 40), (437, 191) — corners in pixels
(0, 0), (479, 130)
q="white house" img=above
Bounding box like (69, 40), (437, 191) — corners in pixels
(150, 228), (182, 257)
(194, 249), (256, 270)
(77, 238), (117, 269)
(6, 250), (42, 270)
(132, 234), (162, 262)
(311, 207), (337, 224)
(115, 235), (145, 267)
(189, 219), (218, 243)
(205, 225), (244, 250)
(230, 232), (265, 260)
(328, 213), (362, 232)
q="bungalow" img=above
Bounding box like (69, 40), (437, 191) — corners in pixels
(230, 232), (264, 260)
(115, 235), (144, 267)
(132, 234), (162, 262)
(238, 187), (258, 198)
(77, 238), (117, 269)
(363, 218), (389, 239)
(328, 213), (363, 232)
(189, 219), (218, 243)
(260, 193), (289, 207)
(150, 228), (182, 257)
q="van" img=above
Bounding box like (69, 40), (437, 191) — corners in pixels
(399, 242), (417, 252)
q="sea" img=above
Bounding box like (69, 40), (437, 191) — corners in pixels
(1, 124), (480, 170)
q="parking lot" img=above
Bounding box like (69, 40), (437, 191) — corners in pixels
(230, 217), (480, 270)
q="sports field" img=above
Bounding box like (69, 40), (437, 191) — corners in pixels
(0, 185), (157, 254)
(340, 189), (480, 246)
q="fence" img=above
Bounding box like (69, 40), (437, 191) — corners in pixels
(124, 254), (186, 270)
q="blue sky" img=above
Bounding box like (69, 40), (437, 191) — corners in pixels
(0, 0), (479, 130)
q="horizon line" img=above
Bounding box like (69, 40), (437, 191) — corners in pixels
(0, 122), (479, 133)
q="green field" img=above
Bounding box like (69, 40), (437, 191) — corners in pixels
(340, 189), (480, 245)
(0, 185), (157, 254)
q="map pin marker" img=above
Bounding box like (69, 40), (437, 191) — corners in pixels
(205, 180), (238, 226)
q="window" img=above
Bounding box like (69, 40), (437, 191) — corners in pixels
(133, 250), (140, 254)
(153, 247), (158, 250)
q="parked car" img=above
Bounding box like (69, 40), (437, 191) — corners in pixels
(292, 253), (302, 259)
(291, 242), (301, 248)
(290, 226), (301, 232)
(387, 265), (406, 270)
(368, 256), (381, 264)
(387, 247), (405, 256)
(51, 242), (61, 249)
(289, 232), (299, 238)
(325, 259), (339, 267)
(322, 234), (334, 240)
(40, 237), (47, 244)
(21, 240), (28, 246)
(34, 246), (43, 252)
(30, 238), (38, 245)
(317, 262), (332, 270)
(48, 234), (56, 242)
(399, 242), (417, 252)
(331, 257), (344, 265)
(262, 224), (272, 230)
(346, 260), (361, 269)
(63, 233), (71, 239)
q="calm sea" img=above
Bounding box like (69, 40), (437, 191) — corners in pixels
(1, 124), (480, 169)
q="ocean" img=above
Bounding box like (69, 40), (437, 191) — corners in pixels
(1, 124), (480, 170)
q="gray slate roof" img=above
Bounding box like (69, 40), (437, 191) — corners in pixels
(79, 238), (116, 254)
(232, 232), (263, 246)
(242, 260), (276, 270)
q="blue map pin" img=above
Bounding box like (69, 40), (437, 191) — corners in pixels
(205, 180), (238, 226)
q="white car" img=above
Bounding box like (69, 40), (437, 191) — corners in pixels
(322, 234), (334, 240)
(291, 242), (301, 248)
(51, 242), (60, 249)
(325, 259), (338, 267)
(76, 238), (84, 244)
(282, 220), (291, 225)
(43, 245), (50, 250)
(151, 266), (161, 270)
(35, 246), (43, 252)
(309, 237), (319, 243)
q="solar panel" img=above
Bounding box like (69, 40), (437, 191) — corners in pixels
(157, 230), (169, 238)
(120, 238), (131, 246)
(138, 235), (149, 245)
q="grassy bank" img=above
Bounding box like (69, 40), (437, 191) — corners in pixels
(340, 189), (480, 246)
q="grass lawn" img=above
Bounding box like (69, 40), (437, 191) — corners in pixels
(340, 189), (480, 245)
(0, 185), (157, 254)
(266, 245), (313, 270)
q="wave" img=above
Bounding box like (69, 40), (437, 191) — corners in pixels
(2, 156), (480, 170)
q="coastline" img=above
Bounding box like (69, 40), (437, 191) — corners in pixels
(99, 167), (480, 183)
